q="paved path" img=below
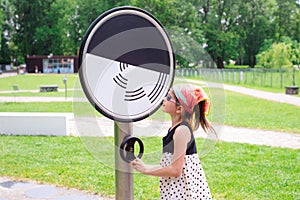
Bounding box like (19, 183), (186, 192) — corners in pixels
(0, 177), (113, 200)
(217, 125), (300, 149)
(67, 116), (300, 149)
(223, 84), (300, 106)
(184, 79), (300, 107)
(0, 96), (72, 102)
(0, 72), (18, 78)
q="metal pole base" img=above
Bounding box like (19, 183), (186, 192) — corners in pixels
(114, 122), (133, 200)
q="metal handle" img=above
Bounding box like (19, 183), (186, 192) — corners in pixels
(120, 136), (144, 163)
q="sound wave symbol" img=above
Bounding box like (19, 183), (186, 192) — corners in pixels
(120, 62), (128, 72)
(113, 73), (128, 89)
(148, 73), (167, 103)
(113, 62), (129, 88)
(124, 87), (146, 101)
(114, 62), (167, 103)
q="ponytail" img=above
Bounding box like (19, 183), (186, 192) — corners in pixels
(182, 100), (216, 135)
(172, 84), (216, 135)
(197, 101), (213, 133)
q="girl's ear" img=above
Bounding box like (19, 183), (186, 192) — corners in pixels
(176, 105), (182, 114)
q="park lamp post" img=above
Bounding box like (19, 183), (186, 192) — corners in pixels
(63, 75), (67, 100)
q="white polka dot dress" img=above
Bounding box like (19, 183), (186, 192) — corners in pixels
(160, 122), (212, 200)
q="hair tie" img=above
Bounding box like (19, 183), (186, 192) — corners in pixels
(204, 100), (210, 116)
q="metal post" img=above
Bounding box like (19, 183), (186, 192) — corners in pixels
(63, 75), (67, 100)
(280, 69), (283, 88)
(114, 122), (133, 200)
(270, 70), (273, 87)
(65, 81), (67, 100)
(292, 68), (296, 86)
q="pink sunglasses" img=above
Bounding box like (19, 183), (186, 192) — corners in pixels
(166, 94), (180, 105)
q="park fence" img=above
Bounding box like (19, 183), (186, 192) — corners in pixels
(176, 68), (300, 89)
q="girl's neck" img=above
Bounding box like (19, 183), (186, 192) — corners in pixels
(171, 115), (181, 129)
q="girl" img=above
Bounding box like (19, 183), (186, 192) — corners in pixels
(131, 84), (215, 200)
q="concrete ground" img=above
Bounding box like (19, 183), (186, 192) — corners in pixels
(0, 177), (113, 200)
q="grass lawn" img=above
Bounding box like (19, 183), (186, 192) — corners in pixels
(0, 102), (73, 112)
(224, 91), (300, 134)
(0, 91), (74, 97)
(1, 136), (299, 199)
(0, 74), (78, 91)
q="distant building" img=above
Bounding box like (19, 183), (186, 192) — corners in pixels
(26, 55), (79, 73)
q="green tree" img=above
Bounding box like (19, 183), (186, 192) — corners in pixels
(0, 6), (5, 62)
(131, 0), (205, 67)
(234, 0), (276, 67)
(10, 0), (55, 62)
(274, 0), (300, 42)
(259, 36), (300, 68)
(0, 8), (3, 49)
(0, 0), (13, 64)
(257, 42), (293, 68)
(53, 0), (78, 55)
(71, 0), (130, 55)
(291, 43), (300, 69)
(197, 0), (241, 68)
(33, 0), (67, 55)
(1, 0), (299, 70)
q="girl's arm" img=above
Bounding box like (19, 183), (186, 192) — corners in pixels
(131, 125), (191, 177)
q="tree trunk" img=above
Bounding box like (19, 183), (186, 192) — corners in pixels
(217, 57), (224, 69)
(248, 54), (256, 68)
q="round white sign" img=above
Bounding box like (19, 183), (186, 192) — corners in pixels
(79, 6), (175, 122)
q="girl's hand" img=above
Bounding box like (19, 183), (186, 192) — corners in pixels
(131, 158), (148, 174)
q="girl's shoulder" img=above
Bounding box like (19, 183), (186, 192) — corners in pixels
(179, 121), (193, 134)
(165, 121), (192, 141)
